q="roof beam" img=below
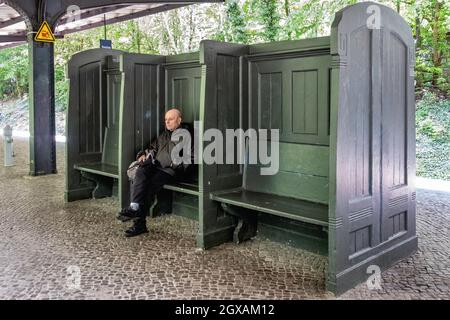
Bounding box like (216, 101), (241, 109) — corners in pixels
(56, 4), (131, 28)
(0, 41), (25, 49)
(2, 0), (34, 27)
(0, 15), (24, 29)
(0, 1), (224, 31)
(0, 34), (26, 41)
(50, 0), (224, 26)
(0, 32), (63, 42)
(0, 4), (132, 33)
(57, 3), (188, 36)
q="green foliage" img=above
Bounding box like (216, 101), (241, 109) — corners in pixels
(251, 0), (280, 42)
(222, 0), (249, 44)
(0, 1), (448, 109)
(382, 0), (450, 93)
(0, 45), (29, 100)
(416, 91), (450, 180)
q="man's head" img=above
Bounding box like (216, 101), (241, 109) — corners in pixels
(165, 108), (182, 131)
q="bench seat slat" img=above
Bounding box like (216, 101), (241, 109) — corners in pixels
(211, 189), (328, 227)
(74, 163), (119, 179)
(163, 182), (199, 196)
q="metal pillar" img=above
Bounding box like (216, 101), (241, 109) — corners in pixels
(27, 34), (57, 175)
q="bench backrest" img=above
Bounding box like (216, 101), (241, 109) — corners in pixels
(177, 122), (198, 184)
(243, 142), (329, 205)
(101, 127), (119, 167)
(101, 65), (121, 168)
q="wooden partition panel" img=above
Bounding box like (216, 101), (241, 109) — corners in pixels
(328, 1), (417, 294)
(120, 53), (165, 209)
(165, 53), (201, 125)
(248, 51), (331, 146)
(247, 38), (331, 205)
(65, 49), (123, 202)
(197, 40), (249, 249)
(162, 53), (202, 219)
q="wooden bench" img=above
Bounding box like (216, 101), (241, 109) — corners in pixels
(164, 181), (199, 196)
(154, 167), (200, 219)
(75, 121), (198, 210)
(210, 142), (329, 244)
(74, 127), (119, 198)
(158, 123), (199, 218)
(65, 2), (417, 295)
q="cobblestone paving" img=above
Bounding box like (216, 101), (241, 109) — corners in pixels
(0, 138), (448, 300)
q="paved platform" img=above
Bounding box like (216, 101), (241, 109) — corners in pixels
(0, 138), (449, 299)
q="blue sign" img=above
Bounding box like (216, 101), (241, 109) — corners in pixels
(100, 39), (112, 49)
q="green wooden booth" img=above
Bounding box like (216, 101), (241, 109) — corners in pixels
(65, 2), (417, 295)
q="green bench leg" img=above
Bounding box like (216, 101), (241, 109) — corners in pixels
(221, 203), (257, 244)
(80, 171), (114, 199)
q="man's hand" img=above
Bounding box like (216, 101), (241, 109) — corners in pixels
(138, 155), (146, 163)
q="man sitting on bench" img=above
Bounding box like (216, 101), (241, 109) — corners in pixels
(117, 108), (191, 237)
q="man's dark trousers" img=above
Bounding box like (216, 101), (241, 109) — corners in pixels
(131, 163), (174, 225)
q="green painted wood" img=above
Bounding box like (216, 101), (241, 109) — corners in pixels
(160, 54), (202, 220)
(165, 52), (200, 65)
(244, 142), (329, 204)
(120, 52), (165, 209)
(172, 202), (198, 220)
(258, 214), (328, 255)
(172, 192), (199, 220)
(102, 127), (119, 167)
(249, 54), (331, 146)
(245, 168), (329, 204)
(164, 61), (201, 124)
(249, 36), (330, 56)
(72, 59), (123, 201)
(163, 182), (200, 196)
(327, 1), (417, 295)
(197, 40), (250, 249)
(210, 189), (328, 226)
(63, 2), (417, 297)
(278, 143), (329, 176)
(73, 163), (119, 179)
(65, 49), (123, 203)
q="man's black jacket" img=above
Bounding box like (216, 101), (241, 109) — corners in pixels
(136, 124), (193, 177)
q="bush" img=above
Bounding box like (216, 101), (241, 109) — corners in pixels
(416, 91), (450, 180)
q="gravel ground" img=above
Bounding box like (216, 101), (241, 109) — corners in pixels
(0, 137), (448, 300)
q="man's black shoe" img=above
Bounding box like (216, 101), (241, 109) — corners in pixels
(124, 224), (149, 237)
(117, 207), (140, 222)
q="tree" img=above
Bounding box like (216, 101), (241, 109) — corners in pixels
(251, 0), (280, 42)
(223, 0), (249, 43)
(0, 45), (29, 100)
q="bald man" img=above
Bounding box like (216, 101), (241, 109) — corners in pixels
(118, 108), (191, 237)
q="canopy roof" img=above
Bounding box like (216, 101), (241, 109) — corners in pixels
(0, 0), (222, 49)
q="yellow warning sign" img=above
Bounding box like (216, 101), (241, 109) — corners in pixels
(34, 21), (55, 43)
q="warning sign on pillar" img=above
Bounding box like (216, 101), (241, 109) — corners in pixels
(34, 21), (56, 43)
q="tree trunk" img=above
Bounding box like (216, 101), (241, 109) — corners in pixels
(415, 16), (421, 49)
(431, 0), (442, 86)
(188, 7), (195, 51)
(162, 12), (178, 54)
(415, 15), (423, 88)
(284, 0), (292, 40)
